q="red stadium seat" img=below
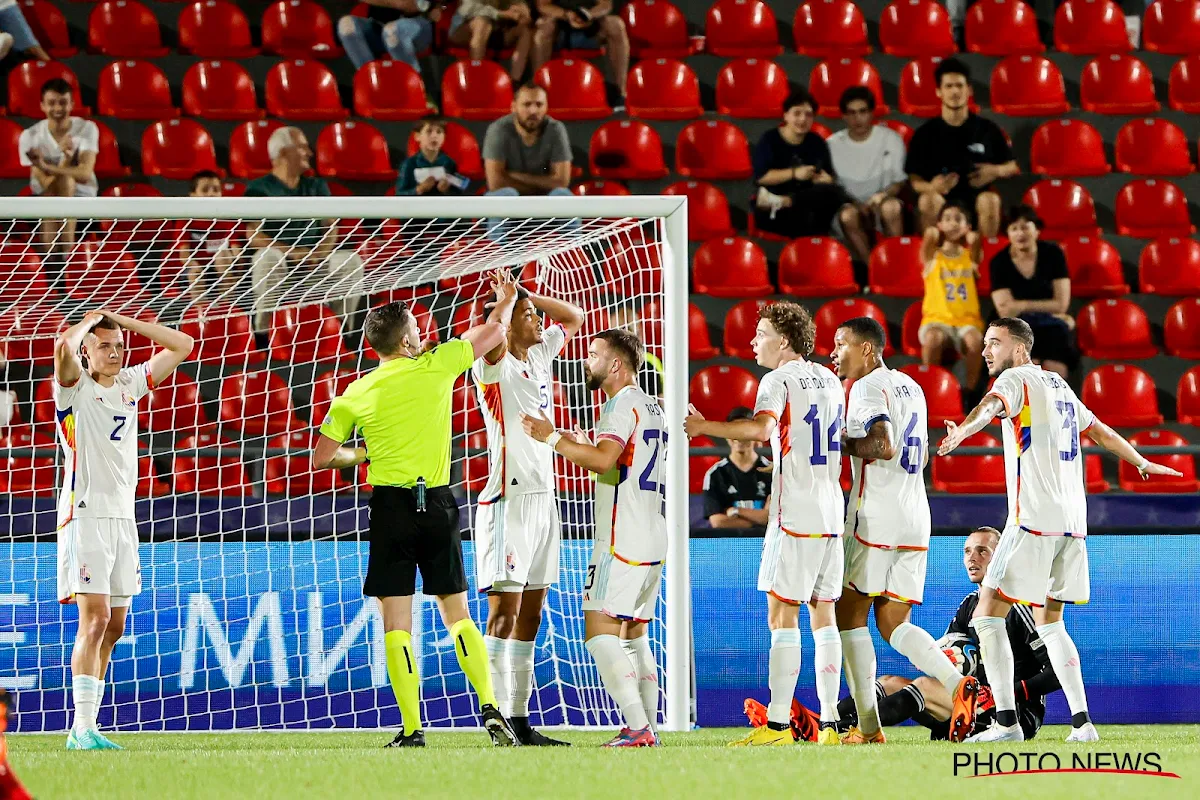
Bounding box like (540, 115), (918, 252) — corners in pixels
(1168, 53), (1200, 111)
(589, 120), (668, 180)
(779, 237), (858, 296)
(173, 425), (251, 495)
(976, 236), (1008, 293)
(7, 61), (89, 118)
(868, 236), (924, 297)
(689, 303), (719, 359)
(1084, 454), (1109, 493)
(452, 376), (486, 433)
(899, 363), (964, 422)
(229, 119), (286, 179)
(932, 432), (1005, 493)
(663, 181), (734, 240)
(814, 298), (891, 357)
(1114, 118), (1194, 176)
(139, 371), (206, 434)
(676, 121), (752, 179)
(623, 0), (695, 58)
(1177, 366), (1200, 424)
(966, 0), (1044, 55)
(266, 59), (349, 121)
(900, 57), (980, 117)
(690, 364), (759, 421)
(690, 454), (721, 494)
(1029, 119), (1110, 177)
(1140, 237), (1200, 294)
(178, 312), (265, 365)
(92, 120), (130, 178)
(265, 430), (348, 494)
(792, 0), (869, 57)
(1082, 364), (1163, 426)
(219, 370), (299, 436)
(1076, 298), (1157, 358)
(705, 0), (782, 57)
(442, 60), (513, 121)
(535, 58), (611, 120)
(269, 305), (348, 363)
(573, 179), (630, 196)
(716, 58), (791, 118)
(182, 61), (263, 121)
(693, 236), (772, 297)
(262, 0), (343, 58)
(0, 245), (55, 310)
(602, 230), (664, 296)
(627, 58), (703, 119)
(97, 60), (178, 120)
(310, 369), (358, 427)
(1164, 298), (1200, 357)
(1144, 0), (1200, 54)
(809, 58), (889, 116)
(1119, 430), (1199, 492)
(137, 448), (170, 497)
(1080, 54), (1160, 113)
(179, 0), (259, 57)
(448, 297), (487, 340)
(879, 0), (955, 57)
(0, 428), (57, 495)
(0, 306), (65, 365)
(142, 119), (222, 180)
(1054, 0), (1130, 54)
(406, 120), (483, 179)
(353, 61), (429, 121)
(724, 299), (773, 358)
(316, 121), (397, 181)
(990, 55), (1071, 115)
(1022, 180), (1100, 240)
(88, 0), (168, 57)
(1058, 235), (1130, 296)
(1115, 179), (1196, 238)
(19, 0), (78, 58)
(901, 301), (922, 356)
(101, 182), (163, 198)
(63, 240), (142, 303)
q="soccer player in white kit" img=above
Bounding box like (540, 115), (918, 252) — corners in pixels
(830, 317), (980, 744)
(53, 310), (193, 750)
(684, 302), (846, 747)
(938, 317), (1181, 742)
(473, 273), (584, 746)
(521, 329), (666, 748)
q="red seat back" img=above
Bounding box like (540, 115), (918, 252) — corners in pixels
(662, 181), (734, 240)
(705, 0), (782, 57)
(182, 60), (263, 121)
(814, 298), (890, 357)
(269, 305), (349, 363)
(1139, 237), (1200, 294)
(535, 58), (610, 120)
(1081, 364), (1163, 427)
(779, 237), (858, 296)
(1080, 54), (1160, 114)
(793, 0), (869, 57)
(689, 365), (760, 421)
(675, 120), (752, 179)
(316, 121), (397, 181)
(354, 60), (429, 121)
(627, 58), (703, 119)
(19, 0), (77, 57)
(868, 236), (924, 296)
(716, 58), (790, 118)
(218, 370), (298, 436)
(966, 0), (1044, 55)
(1168, 53), (1200, 111)
(1054, 0), (1130, 54)
(1029, 119), (1110, 176)
(7, 60), (88, 118)
(1022, 179), (1100, 240)
(1113, 118), (1194, 176)
(266, 59), (349, 121)
(932, 432), (1005, 492)
(229, 119), (287, 179)
(142, 119), (221, 180)
(442, 60), (513, 121)
(990, 55), (1071, 115)
(589, 120), (667, 180)
(1144, 0), (1200, 54)
(1119, 431), (1199, 492)
(692, 236), (772, 297)
(1058, 235), (1130, 296)
(1164, 298), (1200, 357)
(623, 0), (693, 58)
(899, 363), (964, 422)
(810, 57), (889, 116)
(723, 299), (774, 359)
(1075, 298), (1157, 359)
(178, 0), (258, 57)
(879, 0), (955, 56)
(88, 0), (167, 57)
(173, 425), (251, 495)
(97, 59), (178, 119)
(262, 0), (341, 58)
(1115, 179), (1196, 238)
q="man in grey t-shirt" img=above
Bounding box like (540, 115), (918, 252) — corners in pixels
(483, 83), (573, 198)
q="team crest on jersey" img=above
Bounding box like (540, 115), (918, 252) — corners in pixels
(122, 392), (136, 408)
(506, 551), (516, 572)
(79, 565), (91, 584)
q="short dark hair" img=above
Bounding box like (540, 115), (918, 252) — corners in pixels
(759, 301), (816, 357)
(839, 85), (875, 114)
(515, 81), (546, 97)
(413, 117), (447, 137)
(594, 328), (644, 371)
(987, 317), (1035, 350)
(1006, 204), (1043, 230)
(189, 170), (222, 192)
(837, 317), (886, 352)
(726, 406), (754, 422)
(782, 88), (815, 115)
(939, 200), (975, 229)
(934, 57), (970, 86)
(92, 316), (119, 332)
(364, 302), (413, 356)
(40, 78), (72, 98)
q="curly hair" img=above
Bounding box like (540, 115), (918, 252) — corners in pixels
(758, 301), (815, 357)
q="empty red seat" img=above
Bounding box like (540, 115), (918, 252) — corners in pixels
(589, 120), (668, 179)
(1076, 298), (1157, 358)
(270, 305), (349, 363)
(19, 0), (78, 58)
(1058, 235), (1130, 296)
(966, 0), (1044, 55)
(1054, 0), (1129, 53)
(1164, 298), (1200, 357)
(1169, 53), (1200, 111)
(1083, 453), (1109, 493)
(1115, 179), (1196, 238)
(451, 376), (485, 433)
(97, 60), (179, 120)
(690, 364), (759, 421)
(623, 0), (695, 58)
(990, 55), (1071, 115)
(0, 428), (57, 495)
(142, 119), (221, 180)
(219, 370), (298, 436)
(265, 430), (348, 494)
(535, 58), (610, 120)
(810, 58), (889, 116)
(1083, 364), (1163, 426)
(1144, 0), (1200, 54)
(689, 302), (719, 359)
(814, 298), (891, 357)
(310, 369), (358, 427)
(573, 179), (630, 196)
(1177, 366), (1200, 424)
(676, 120), (752, 179)
(173, 425), (251, 495)
(868, 236), (924, 296)
(442, 60), (513, 121)
(178, 312), (265, 365)
(723, 299), (773, 358)
(266, 59), (349, 121)
(7, 60), (89, 118)
(705, 0), (782, 57)
(1080, 54), (1160, 113)
(229, 119), (286, 179)
(627, 58), (702, 119)
(353, 60), (428, 121)
(932, 431), (1005, 492)
(1029, 119), (1110, 176)
(1022, 180), (1100, 240)
(91, 119), (130, 178)
(1119, 430), (1199, 492)
(1140, 237), (1200, 294)
(140, 372), (206, 433)
(880, 0), (955, 57)
(182, 60), (263, 121)
(779, 237), (858, 296)
(690, 454), (721, 494)
(662, 180), (734, 240)
(63, 241), (142, 303)
(792, 0), (869, 57)
(262, 0), (342, 58)
(316, 121), (397, 181)
(0, 121), (27, 179)
(692, 236), (772, 297)
(715, 58), (790, 118)
(88, 0), (168, 57)
(0, 245), (54, 309)
(1114, 118), (1194, 176)
(178, 0), (258, 57)
(899, 363), (964, 422)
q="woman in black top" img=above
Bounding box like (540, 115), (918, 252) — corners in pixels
(988, 205), (1078, 379)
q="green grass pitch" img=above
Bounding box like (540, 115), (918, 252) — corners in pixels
(8, 725), (1198, 800)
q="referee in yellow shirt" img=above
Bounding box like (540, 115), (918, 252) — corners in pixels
(314, 270), (520, 748)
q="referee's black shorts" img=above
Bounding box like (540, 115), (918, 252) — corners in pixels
(363, 485), (467, 598)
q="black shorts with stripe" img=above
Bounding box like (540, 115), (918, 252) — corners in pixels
(364, 485), (467, 598)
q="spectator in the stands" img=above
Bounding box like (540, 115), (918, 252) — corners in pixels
(336, 1), (441, 112)
(483, 82), (572, 197)
(532, 0), (629, 110)
(828, 86), (907, 265)
(448, 0), (533, 83)
(988, 205), (1077, 381)
(753, 89), (848, 239)
(919, 202), (985, 397)
(243, 127), (364, 332)
(0, 0), (51, 62)
(704, 407), (771, 529)
(905, 58), (1018, 238)
(179, 171), (244, 307)
(395, 118), (466, 196)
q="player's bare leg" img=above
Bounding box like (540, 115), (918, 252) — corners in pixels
(484, 591), (521, 718)
(808, 599), (843, 745)
(620, 619), (659, 744)
(835, 589), (881, 742)
(1035, 600), (1098, 742)
(378, 595), (425, 747)
(67, 594), (121, 750)
(437, 592), (518, 746)
(731, 595), (799, 747)
(584, 611), (656, 747)
(966, 587), (1023, 742)
(504, 587), (568, 746)
(90, 603), (128, 734)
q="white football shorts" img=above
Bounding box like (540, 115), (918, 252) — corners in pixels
(842, 535), (928, 605)
(474, 493), (561, 593)
(58, 518), (141, 605)
(758, 525), (843, 604)
(582, 539), (662, 623)
(984, 524), (1090, 606)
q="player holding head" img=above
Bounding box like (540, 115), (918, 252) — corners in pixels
(938, 318), (1182, 742)
(684, 302), (845, 746)
(521, 329), (665, 747)
(54, 311), (194, 749)
(473, 277), (584, 746)
(830, 317), (980, 744)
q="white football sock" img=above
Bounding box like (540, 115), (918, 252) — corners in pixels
(585, 634), (649, 731)
(890, 621), (963, 695)
(767, 627), (802, 726)
(71, 674), (101, 734)
(840, 627), (880, 734)
(971, 616), (1017, 712)
(95, 678), (105, 729)
(811, 625), (841, 723)
(507, 638), (535, 718)
(1036, 621), (1090, 717)
(483, 635), (510, 717)
(622, 635), (660, 732)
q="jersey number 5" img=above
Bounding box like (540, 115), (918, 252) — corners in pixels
(110, 415), (128, 441)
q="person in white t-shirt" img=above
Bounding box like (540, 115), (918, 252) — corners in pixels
(53, 310), (193, 750)
(828, 86), (908, 264)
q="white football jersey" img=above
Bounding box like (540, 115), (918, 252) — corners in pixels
(844, 367), (932, 549)
(594, 385), (668, 565)
(53, 364), (153, 525)
(473, 323), (567, 502)
(753, 359), (845, 537)
(986, 363), (1095, 536)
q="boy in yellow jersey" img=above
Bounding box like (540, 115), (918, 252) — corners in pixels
(919, 202), (985, 396)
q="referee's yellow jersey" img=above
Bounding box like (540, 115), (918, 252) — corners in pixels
(319, 339), (474, 488)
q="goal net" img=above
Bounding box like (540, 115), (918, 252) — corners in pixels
(0, 195), (690, 733)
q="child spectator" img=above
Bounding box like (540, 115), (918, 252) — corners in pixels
(919, 202), (985, 399)
(395, 119), (466, 196)
(179, 171), (244, 307)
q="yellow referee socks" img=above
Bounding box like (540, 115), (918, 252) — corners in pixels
(384, 630), (422, 735)
(450, 618), (498, 710)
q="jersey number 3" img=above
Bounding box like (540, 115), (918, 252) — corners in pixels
(110, 415), (128, 442)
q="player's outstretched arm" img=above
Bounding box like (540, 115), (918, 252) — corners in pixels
(54, 311), (106, 386)
(683, 404), (775, 442)
(312, 433), (367, 471)
(937, 395), (1004, 456)
(842, 420), (896, 460)
(530, 292), (585, 339)
(103, 310), (195, 386)
(520, 411), (622, 474)
(1085, 419), (1184, 480)
(467, 270), (519, 361)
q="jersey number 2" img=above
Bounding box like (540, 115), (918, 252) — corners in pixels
(639, 428), (668, 515)
(110, 415), (128, 441)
